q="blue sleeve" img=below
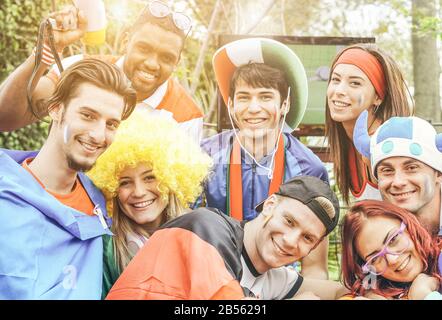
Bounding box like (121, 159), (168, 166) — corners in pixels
(0, 276), (35, 299)
(317, 163), (329, 184)
(285, 135), (330, 184)
(190, 194), (203, 209)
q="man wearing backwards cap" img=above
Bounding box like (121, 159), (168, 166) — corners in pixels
(201, 38), (330, 279)
(106, 176), (347, 300)
(354, 110), (442, 237)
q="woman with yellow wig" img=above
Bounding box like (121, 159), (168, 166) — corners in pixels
(87, 110), (212, 298)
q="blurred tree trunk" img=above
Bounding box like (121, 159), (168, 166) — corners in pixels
(411, 0), (441, 121)
(190, 0), (222, 95)
(241, 0), (276, 34)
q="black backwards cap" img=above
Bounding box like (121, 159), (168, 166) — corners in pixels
(255, 176), (340, 235)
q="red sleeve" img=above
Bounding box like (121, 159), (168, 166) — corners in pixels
(106, 227), (244, 300)
(158, 79), (204, 123)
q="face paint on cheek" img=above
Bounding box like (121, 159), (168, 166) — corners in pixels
(422, 175), (435, 200)
(63, 124), (70, 145)
(358, 94), (365, 109)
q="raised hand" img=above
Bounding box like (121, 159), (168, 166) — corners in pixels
(48, 5), (88, 51)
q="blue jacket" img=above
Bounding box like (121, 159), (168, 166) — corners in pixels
(0, 149), (112, 299)
(201, 130), (329, 221)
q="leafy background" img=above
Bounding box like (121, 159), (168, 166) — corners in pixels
(1, 0), (441, 281)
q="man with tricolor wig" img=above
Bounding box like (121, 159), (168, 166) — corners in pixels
(201, 38), (330, 279)
(354, 110), (442, 238)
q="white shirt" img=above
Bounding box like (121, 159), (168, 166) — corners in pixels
(51, 55), (203, 143)
(240, 249), (303, 300)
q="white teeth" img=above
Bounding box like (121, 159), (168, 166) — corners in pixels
(333, 100), (350, 107)
(396, 256), (410, 272)
(132, 199), (154, 208)
(246, 119), (265, 124)
(392, 191), (415, 198)
(139, 71), (155, 80)
(80, 141), (98, 152)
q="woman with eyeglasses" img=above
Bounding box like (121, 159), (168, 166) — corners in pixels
(341, 200), (442, 299)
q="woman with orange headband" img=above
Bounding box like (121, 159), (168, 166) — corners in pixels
(341, 200), (441, 299)
(325, 44), (413, 203)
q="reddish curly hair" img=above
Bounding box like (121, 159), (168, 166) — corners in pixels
(341, 200), (441, 299)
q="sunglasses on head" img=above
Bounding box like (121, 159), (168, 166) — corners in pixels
(145, 1), (192, 34)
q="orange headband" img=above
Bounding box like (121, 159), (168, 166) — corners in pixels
(333, 48), (386, 100)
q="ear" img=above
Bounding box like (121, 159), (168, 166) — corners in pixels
(280, 98), (290, 116)
(436, 170), (442, 183)
(227, 97), (233, 109)
(227, 98), (237, 117)
(261, 196), (276, 227)
(262, 194), (278, 214)
(48, 103), (63, 123)
(373, 94), (383, 108)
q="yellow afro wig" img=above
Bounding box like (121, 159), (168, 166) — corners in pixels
(87, 110), (212, 215)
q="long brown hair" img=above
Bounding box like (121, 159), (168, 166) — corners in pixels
(36, 58), (137, 121)
(325, 43), (413, 203)
(111, 192), (186, 272)
(341, 200), (441, 299)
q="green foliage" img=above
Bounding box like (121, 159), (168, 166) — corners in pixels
(0, 121), (49, 150)
(0, 0), (53, 150)
(413, 16), (442, 38)
(0, 0), (53, 81)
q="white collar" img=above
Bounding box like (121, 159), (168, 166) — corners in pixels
(116, 56), (169, 109)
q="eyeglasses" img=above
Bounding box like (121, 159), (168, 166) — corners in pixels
(362, 222), (410, 276)
(146, 1), (192, 34)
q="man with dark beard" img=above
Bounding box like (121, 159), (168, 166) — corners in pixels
(0, 58), (136, 299)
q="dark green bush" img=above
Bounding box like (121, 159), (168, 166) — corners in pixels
(0, 0), (53, 150)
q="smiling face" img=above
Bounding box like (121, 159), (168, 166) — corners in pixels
(254, 196), (326, 271)
(52, 82), (125, 172)
(117, 163), (168, 229)
(327, 63), (382, 125)
(123, 23), (183, 101)
(355, 216), (423, 283)
(231, 81), (286, 140)
(377, 157), (441, 214)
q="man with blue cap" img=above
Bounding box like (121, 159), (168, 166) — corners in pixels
(354, 110), (442, 237)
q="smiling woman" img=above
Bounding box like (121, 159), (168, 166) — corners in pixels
(87, 110), (212, 298)
(325, 43), (413, 204)
(341, 200), (441, 299)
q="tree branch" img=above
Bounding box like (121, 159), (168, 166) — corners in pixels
(190, 0), (222, 95)
(241, 0), (276, 34)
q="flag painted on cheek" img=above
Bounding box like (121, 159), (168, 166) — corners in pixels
(63, 124), (70, 144)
